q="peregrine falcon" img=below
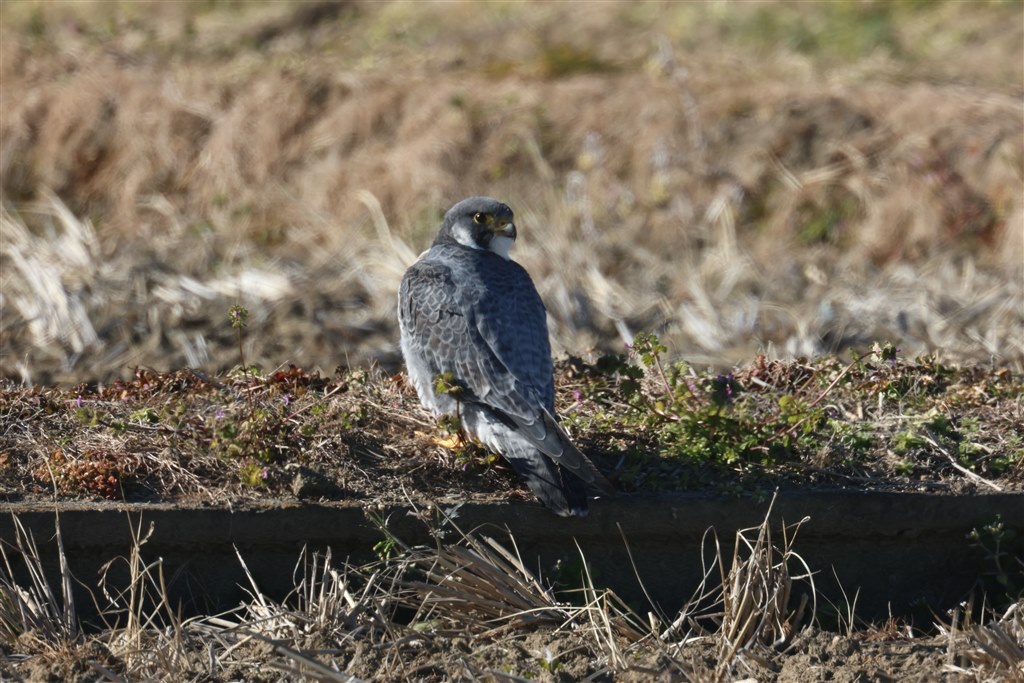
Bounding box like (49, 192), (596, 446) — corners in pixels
(398, 197), (614, 516)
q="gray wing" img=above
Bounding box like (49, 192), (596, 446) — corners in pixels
(399, 255), (613, 496)
(471, 261), (613, 494)
(398, 257), (543, 416)
(471, 260), (556, 411)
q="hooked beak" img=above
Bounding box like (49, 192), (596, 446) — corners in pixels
(494, 220), (517, 240)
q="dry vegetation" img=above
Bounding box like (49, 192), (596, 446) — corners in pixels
(2, 0), (1024, 680)
(0, 337), (1022, 679)
(0, 344), (1021, 506)
(1, 0), (1022, 384)
(1, 500), (1021, 682)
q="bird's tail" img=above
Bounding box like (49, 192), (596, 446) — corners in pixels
(512, 410), (616, 499)
(500, 438), (589, 517)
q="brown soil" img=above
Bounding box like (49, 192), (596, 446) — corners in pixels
(0, 619), (996, 682)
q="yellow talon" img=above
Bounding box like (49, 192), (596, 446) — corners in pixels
(414, 430), (465, 449)
(433, 434), (464, 449)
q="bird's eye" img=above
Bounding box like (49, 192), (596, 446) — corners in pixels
(472, 212), (488, 224)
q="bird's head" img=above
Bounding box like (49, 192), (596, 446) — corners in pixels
(437, 196), (517, 260)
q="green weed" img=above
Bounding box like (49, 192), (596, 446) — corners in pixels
(968, 515), (1023, 607)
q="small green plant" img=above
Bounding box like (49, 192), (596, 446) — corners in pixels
(985, 448), (1023, 476)
(239, 461), (268, 488)
(592, 333), (831, 478)
(373, 536), (397, 562)
(210, 400), (302, 467)
(537, 647), (562, 673)
(75, 406), (104, 427)
(893, 460), (914, 476)
(872, 341), (899, 363)
(631, 332), (668, 368)
(454, 444), (498, 472)
(433, 372), (464, 398)
(968, 515), (1022, 606)
(128, 407), (159, 425)
(228, 304), (258, 423)
(829, 420), (874, 455)
(436, 412), (461, 436)
(367, 512), (400, 561)
(893, 431), (925, 455)
(218, 304), (333, 480)
(923, 410), (954, 438)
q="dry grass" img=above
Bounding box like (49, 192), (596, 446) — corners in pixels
(1, 0), (1022, 384)
(0, 515), (77, 651)
(3, 502), (1019, 681)
(940, 597), (1024, 681)
(0, 505), (803, 681)
(399, 529), (572, 635)
(643, 494), (814, 681)
(0, 351), (1020, 508)
(714, 506), (812, 676)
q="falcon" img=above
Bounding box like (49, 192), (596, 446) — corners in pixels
(398, 197), (614, 516)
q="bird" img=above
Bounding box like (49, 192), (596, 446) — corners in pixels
(398, 196), (615, 516)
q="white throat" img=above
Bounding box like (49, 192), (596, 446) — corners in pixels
(488, 235), (514, 260)
(452, 224), (514, 261)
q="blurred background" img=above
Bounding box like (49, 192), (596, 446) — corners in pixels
(1, 0), (1022, 385)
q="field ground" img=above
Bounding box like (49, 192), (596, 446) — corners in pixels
(1, 352), (1022, 681)
(1, 0), (1022, 384)
(1, 1), (1023, 680)
(0, 490), (1022, 682)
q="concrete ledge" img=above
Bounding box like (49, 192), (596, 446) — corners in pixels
(3, 490), (1021, 622)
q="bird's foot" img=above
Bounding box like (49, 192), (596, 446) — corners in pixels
(414, 430), (466, 449)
